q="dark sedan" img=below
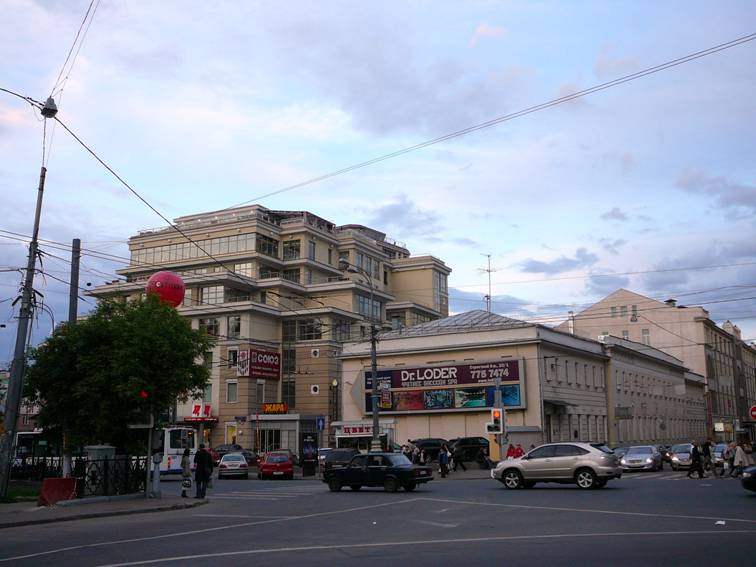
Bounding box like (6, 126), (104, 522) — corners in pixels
(324, 452), (433, 492)
(742, 464), (756, 492)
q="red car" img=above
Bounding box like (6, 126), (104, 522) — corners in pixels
(258, 451), (294, 480)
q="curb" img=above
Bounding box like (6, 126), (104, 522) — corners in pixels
(0, 498), (208, 530)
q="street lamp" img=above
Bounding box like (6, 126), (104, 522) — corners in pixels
(339, 259), (382, 451)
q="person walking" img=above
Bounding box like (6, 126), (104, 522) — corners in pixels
(701, 438), (712, 472)
(687, 441), (706, 479)
(180, 448), (191, 498)
(194, 443), (213, 499)
(438, 445), (450, 478)
(452, 444), (467, 471)
(731, 443), (748, 478)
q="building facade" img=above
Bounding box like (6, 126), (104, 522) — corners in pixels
(90, 205), (451, 453)
(339, 310), (705, 455)
(559, 289), (756, 442)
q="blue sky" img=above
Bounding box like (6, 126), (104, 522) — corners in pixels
(1, 0), (755, 365)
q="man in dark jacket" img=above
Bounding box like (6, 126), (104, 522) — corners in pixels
(687, 441), (706, 479)
(194, 443), (213, 498)
(452, 444), (467, 471)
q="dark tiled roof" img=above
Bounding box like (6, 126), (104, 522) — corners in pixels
(381, 309), (530, 339)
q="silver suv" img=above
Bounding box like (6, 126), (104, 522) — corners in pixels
(491, 442), (622, 489)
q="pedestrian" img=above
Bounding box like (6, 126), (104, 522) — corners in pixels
(412, 446), (421, 464)
(744, 441), (754, 466)
(513, 444), (525, 458)
(477, 446), (492, 469)
(452, 444), (467, 471)
(687, 441), (706, 479)
(180, 448), (191, 498)
(438, 445), (450, 478)
(701, 438), (712, 472)
(506, 444), (516, 459)
(193, 443), (213, 499)
(731, 443), (748, 478)
(420, 448), (428, 465)
(725, 441), (736, 475)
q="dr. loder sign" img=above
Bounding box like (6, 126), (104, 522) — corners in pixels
(237, 348), (281, 380)
(365, 360), (521, 390)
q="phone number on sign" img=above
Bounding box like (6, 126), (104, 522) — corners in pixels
(470, 367), (511, 380)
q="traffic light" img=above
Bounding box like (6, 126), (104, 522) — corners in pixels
(486, 408), (504, 434)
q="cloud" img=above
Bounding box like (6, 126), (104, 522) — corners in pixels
(367, 194), (441, 238)
(448, 287), (533, 317)
(600, 207), (628, 221)
(598, 238), (626, 255)
(469, 23), (506, 47)
(585, 272), (631, 296)
(676, 169), (756, 217)
(594, 49), (639, 80)
(518, 248), (598, 274)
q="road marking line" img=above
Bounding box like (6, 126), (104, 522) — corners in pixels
(418, 497), (756, 524)
(96, 529), (756, 566)
(412, 519), (459, 528)
(0, 498), (422, 563)
(192, 514), (297, 519)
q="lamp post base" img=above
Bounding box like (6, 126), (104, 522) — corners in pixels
(370, 439), (383, 452)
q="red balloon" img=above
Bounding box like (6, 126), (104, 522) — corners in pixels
(146, 271), (185, 307)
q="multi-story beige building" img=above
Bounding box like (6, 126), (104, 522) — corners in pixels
(559, 289), (756, 442)
(339, 310), (705, 455)
(90, 205), (451, 452)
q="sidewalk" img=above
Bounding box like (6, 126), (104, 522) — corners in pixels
(0, 494), (207, 529)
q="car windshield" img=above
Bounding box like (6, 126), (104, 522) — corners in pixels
(672, 444), (692, 453)
(223, 454), (244, 462)
(627, 447), (653, 455)
(591, 444), (614, 454)
(387, 454), (413, 466)
(267, 455), (289, 463)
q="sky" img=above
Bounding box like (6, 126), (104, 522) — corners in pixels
(1, 0), (755, 366)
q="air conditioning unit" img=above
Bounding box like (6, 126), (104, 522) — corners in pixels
(597, 334), (607, 343)
(310, 348), (320, 358)
(310, 385), (320, 395)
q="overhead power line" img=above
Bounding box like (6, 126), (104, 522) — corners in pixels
(223, 32), (756, 209)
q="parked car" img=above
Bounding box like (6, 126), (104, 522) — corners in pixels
(217, 453), (249, 480)
(670, 443), (693, 471)
(324, 452), (433, 492)
(324, 448), (361, 473)
(239, 449), (258, 467)
(258, 451), (294, 480)
(712, 443), (728, 467)
(213, 444), (244, 465)
(620, 445), (663, 471)
(449, 437), (489, 462)
(491, 442), (621, 489)
(409, 438), (448, 461)
(656, 445), (672, 464)
(612, 446), (630, 459)
(207, 447), (221, 466)
(741, 464), (756, 492)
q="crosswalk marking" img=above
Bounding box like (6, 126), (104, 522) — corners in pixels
(210, 483), (326, 501)
(620, 471), (738, 481)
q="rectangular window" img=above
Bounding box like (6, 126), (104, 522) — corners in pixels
(282, 320), (297, 343)
(256, 380), (265, 404)
(235, 262), (254, 278)
(282, 348), (296, 374)
(356, 252), (364, 269)
(308, 240), (316, 260)
(256, 234), (279, 258)
(306, 269), (313, 285)
(227, 316), (241, 339)
(620, 305), (628, 318)
(226, 381), (238, 403)
(298, 319), (322, 340)
(201, 285), (224, 305)
(621, 330), (629, 340)
(199, 318), (219, 336)
(328, 248), (333, 265)
(339, 250), (349, 262)
(433, 271), (448, 311)
(203, 383), (212, 403)
(283, 240), (300, 260)
(631, 304), (637, 318)
(203, 351), (213, 370)
(384, 270), (389, 285)
(227, 348), (238, 368)
(641, 329), (650, 345)
(259, 291), (267, 304)
(610, 306), (617, 318)
(282, 379), (296, 408)
(283, 268), (300, 283)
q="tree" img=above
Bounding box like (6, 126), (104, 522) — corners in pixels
(25, 295), (213, 451)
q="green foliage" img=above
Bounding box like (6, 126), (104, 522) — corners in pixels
(25, 295), (212, 449)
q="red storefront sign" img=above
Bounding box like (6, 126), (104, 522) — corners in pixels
(365, 360), (521, 389)
(342, 424), (373, 436)
(185, 403), (216, 422)
(237, 348), (281, 380)
(263, 402), (288, 414)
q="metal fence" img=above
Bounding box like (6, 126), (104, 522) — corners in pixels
(11, 455), (148, 497)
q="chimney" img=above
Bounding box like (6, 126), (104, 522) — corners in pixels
(567, 311), (575, 334)
(664, 299), (677, 308)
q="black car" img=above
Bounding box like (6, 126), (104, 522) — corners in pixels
(324, 452), (433, 492)
(450, 437), (489, 462)
(409, 438), (448, 461)
(323, 448), (361, 473)
(240, 449), (258, 466)
(741, 464), (756, 492)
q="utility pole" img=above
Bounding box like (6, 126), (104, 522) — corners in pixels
(493, 374), (507, 459)
(478, 254), (498, 313)
(0, 166), (48, 499)
(60, 238), (81, 478)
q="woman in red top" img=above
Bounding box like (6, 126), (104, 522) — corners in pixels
(513, 444), (525, 458)
(506, 444), (516, 459)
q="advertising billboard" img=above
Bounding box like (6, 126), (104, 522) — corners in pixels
(237, 348), (281, 380)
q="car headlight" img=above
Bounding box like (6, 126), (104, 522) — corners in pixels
(672, 456), (679, 461)
(743, 471), (752, 478)
(620, 458), (626, 464)
(645, 458), (653, 463)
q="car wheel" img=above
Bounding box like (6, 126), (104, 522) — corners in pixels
(502, 469), (523, 489)
(575, 468), (598, 489)
(404, 483), (416, 492)
(350, 485), (362, 491)
(384, 478), (398, 493)
(328, 478), (342, 492)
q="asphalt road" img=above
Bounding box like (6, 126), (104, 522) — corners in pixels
(1, 471), (754, 566)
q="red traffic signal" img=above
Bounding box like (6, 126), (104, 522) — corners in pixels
(139, 389), (149, 399)
(486, 408), (504, 434)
